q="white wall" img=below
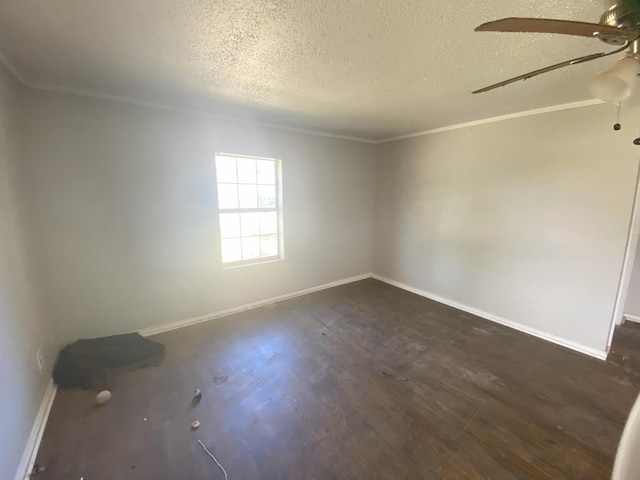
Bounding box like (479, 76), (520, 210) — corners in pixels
(23, 90), (376, 344)
(0, 65), (56, 478)
(625, 239), (640, 319)
(374, 104), (640, 354)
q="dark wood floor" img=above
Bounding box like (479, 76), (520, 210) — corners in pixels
(36, 279), (640, 479)
(609, 320), (640, 381)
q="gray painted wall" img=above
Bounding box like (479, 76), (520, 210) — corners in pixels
(23, 90), (376, 344)
(0, 65), (56, 478)
(374, 104), (640, 354)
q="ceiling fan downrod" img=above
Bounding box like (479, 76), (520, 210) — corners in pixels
(598, 1), (640, 45)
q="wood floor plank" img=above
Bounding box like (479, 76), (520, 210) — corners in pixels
(34, 279), (640, 479)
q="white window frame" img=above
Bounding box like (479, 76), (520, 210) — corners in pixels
(215, 152), (284, 268)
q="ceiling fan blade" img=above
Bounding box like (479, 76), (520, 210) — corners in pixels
(476, 17), (637, 41)
(472, 42), (630, 94)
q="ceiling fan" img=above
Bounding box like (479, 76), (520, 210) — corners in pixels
(473, 1), (640, 104)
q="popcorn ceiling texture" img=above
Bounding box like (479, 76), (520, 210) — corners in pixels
(0, 0), (618, 140)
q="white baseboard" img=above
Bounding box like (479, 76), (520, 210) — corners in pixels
(14, 379), (57, 480)
(139, 273), (373, 337)
(624, 313), (640, 324)
(372, 274), (608, 361)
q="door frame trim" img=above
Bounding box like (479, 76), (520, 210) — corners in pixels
(608, 159), (640, 350)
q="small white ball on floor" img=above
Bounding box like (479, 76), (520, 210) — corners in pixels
(96, 390), (111, 405)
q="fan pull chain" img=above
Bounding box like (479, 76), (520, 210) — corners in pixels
(614, 103), (622, 131)
(633, 116), (640, 145)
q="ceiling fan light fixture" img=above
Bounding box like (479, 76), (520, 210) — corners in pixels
(590, 55), (640, 103)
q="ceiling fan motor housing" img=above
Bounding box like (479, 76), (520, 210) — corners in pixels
(599, 1), (640, 44)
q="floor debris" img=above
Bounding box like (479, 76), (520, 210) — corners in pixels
(192, 388), (202, 405)
(96, 390), (111, 404)
(198, 440), (229, 480)
(30, 464), (45, 475)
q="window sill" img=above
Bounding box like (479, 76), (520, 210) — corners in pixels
(222, 257), (284, 270)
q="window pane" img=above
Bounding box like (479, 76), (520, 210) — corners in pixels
(237, 157), (257, 184)
(240, 212), (259, 236)
(219, 213), (240, 239)
(260, 235), (278, 257)
(258, 185), (276, 208)
(215, 156), (237, 183)
(257, 160), (276, 185)
(221, 238), (242, 263)
(242, 236), (260, 260)
(259, 211), (277, 235)
(238, 185), (258, 208)
(217, 184), (238, 209)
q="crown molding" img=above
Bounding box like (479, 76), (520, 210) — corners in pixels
(0, 48), (604, 146)
(375, 99), (605, 144)
(25, 81), (379, 144)
(0, 49), (377, 144)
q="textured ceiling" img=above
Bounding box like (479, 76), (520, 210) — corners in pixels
(0, 0), (619, 140)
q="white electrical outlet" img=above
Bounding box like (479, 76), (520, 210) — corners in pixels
(36, 348), (43, 371)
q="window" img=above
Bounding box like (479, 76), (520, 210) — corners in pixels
(215, 153), (282, 266)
